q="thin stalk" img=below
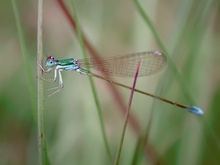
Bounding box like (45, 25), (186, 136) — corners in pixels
(70, 0), (112, 163)
(57, 0), (159, 162)
(133, 0), (195, 104)
(131, 114), (155, 165)
(56, 0), (142, 135)
(11, 0), (37, 116)
(114, 60), (141, 165)
(37, 0), (50, 164)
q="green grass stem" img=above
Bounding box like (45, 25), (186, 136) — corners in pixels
(37, 0), (50, 164)
(11, 0), (37, 117)
(71, 0), (112, 163)
(133, 0), (195, 104)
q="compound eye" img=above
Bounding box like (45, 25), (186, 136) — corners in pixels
(47, 56), (53, 60)
(46, 56), (55, 62)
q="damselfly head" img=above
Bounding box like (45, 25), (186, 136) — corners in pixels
(45, 56), (57, 67)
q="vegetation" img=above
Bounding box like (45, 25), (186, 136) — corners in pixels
(1, 0), (219, 164)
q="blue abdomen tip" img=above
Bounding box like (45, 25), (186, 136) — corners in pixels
(188, 106), (204, 115)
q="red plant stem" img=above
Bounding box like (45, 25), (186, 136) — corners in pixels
(114, 60), (141, 165)
(129, 60), (141, 109)
(56, 0), (160, 163)
(57, 0), (141, 133)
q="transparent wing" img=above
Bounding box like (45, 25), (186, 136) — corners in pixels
(77, 51), (167, 77)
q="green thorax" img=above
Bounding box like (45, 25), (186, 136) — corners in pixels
(57, 58), (75, 66)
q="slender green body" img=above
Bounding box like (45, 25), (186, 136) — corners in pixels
(38, 51), (203, 115)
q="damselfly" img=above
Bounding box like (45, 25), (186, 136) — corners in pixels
(38, 50), (203, 115)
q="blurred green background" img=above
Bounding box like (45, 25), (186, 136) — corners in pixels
(1, 0), (220, 164)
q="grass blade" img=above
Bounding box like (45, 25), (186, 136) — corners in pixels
(37, 0), (50, 164)
(133, 0), (195, 104)
(11, 0), (36, 115)
(114, 60), (141, 165)
(70, 0), (112, 163)
(57, 0), (142, 134)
